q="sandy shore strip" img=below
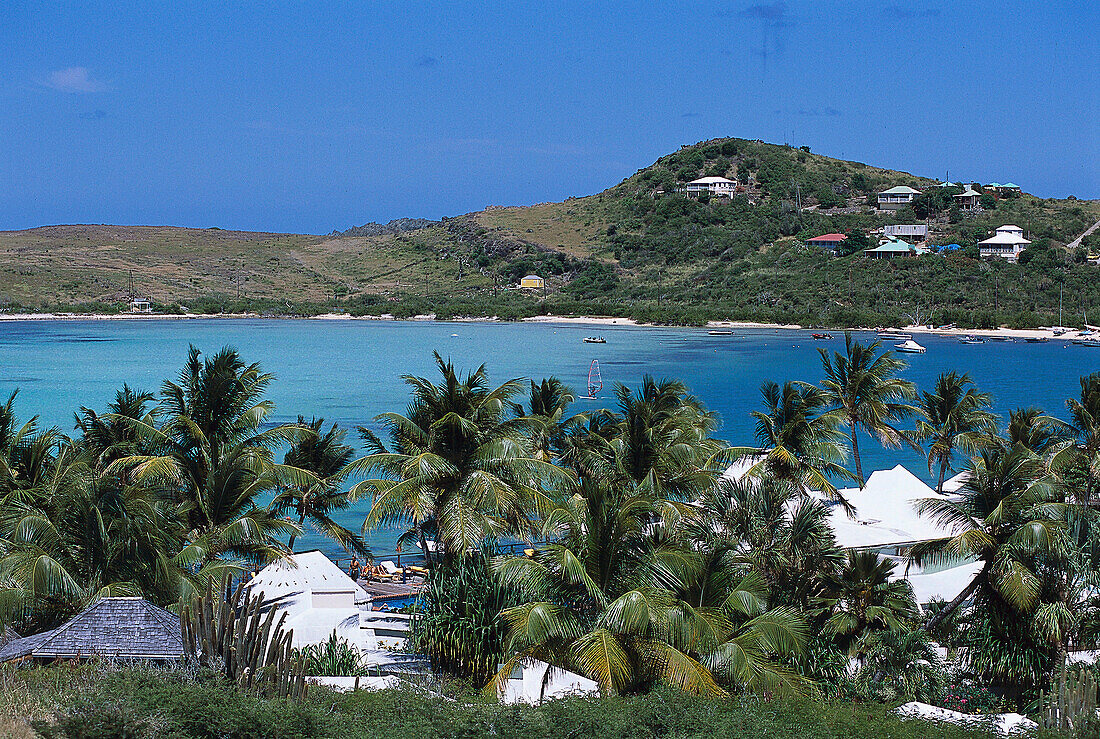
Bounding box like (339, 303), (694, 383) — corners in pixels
(0, 311), (1091, 341)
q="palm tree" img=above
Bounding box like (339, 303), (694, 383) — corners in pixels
(111, 346), (308, 568)
(815, 334), (918, 486)
(1052, 373), (1100, 502)
(911, 443), (1063, 632)
(74, 385), (158, 470)
(1006, 407), (1066, 457)
(915, 372), (997, 495)
(739, 380), (853, 503)
(512, 377), (575, 462)
(0, 392), (63, 499)
(350, 354), (569, 564)
(817, 550), (918, 656)
(269, 417), (368, 556)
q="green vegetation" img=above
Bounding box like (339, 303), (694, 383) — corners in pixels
(9, 339), (1100, 734)
(1, 138), (1096, 328)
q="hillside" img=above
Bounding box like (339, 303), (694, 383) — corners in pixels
(1, 137), (1098, 327)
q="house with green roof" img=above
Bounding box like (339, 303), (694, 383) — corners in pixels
(864, 236), (929, 259)
(877, 185), (921, 211)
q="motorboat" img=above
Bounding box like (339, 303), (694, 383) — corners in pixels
(583, 336), (606, 344)
(988, 336), (1012, 342)
(1024, 337), (1048, 343)
(958, 335), (984, 344)
(894, 340), (926, 354)
(878, 332), (913, 340)
(1073, 338), (1100, 347)
(810, 332), (833, 340)
(707, 330), (734, 336)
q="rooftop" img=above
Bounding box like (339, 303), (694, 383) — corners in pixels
(955, 188), (981, 198)
(808, 233), (848, 242)
(879, 185), (921, 195)
(826, 465), (956, 549)
(688, 176), (736, 185)
(0, 597), (182, 663)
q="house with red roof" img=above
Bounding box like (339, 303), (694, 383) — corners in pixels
(806, 233), (848, 251)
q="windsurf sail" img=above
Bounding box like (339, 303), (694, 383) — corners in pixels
(587, 359), (602, 399)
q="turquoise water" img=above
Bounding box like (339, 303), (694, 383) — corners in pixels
(1, 319), (1097, 562)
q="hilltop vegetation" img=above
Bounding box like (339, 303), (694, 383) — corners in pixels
(1, 138), (1097, 327)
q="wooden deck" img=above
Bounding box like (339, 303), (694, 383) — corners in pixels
(357, 578), (425, 602)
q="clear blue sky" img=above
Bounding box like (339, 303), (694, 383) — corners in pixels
(2, 1), (1097, 234)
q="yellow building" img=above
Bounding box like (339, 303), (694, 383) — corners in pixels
(519, 274), (545, 289)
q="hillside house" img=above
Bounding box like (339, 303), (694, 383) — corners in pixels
(884, 224), (929, 242)
(978, 225), (1030, 262)
(519, 274), (544, 289)
(986, 182), (1021, 198)
(953, 187), (982, 211)
(864, 236), (929, 259)
(806, 233), (848, 251)
(681, 176), (737, 198)
(128, 298), (152, 313)
(877, 186), (921, 211)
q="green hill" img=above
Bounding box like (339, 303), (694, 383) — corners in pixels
(1, 137), (1098, 328)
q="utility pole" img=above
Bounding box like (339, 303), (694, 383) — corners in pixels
(1060, 282), (1064, 327)
(657, 270), (662, 309)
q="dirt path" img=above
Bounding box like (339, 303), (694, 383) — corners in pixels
(1068, 217), (1100, 250)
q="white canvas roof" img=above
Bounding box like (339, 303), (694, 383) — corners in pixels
(247, 550), (369, 606)
(826, 465), (955, 549)
(905, 561), (982, 604)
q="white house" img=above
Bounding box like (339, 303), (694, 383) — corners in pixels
(953, 187), (982, 211)
(884, 224), (929, 242)
(681, 176), (737, 197)
(246, 550), (409, 652)
(978, 225), (1030, 262)
(877, 186), (921, 211)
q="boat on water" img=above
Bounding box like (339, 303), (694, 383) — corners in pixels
(1072, 338), (1100, 347)
(894, 340), (926, 354)
(810, 332), (833, 340)
(988, 336), (1013, 342)
(707, 330), (734, 336)
(1053, 328), (1067, 336)
(958, 335), (985, 344)
(583, 337), (606, 344)
(878, 332), (913, 340)
(937, 323), (957, 331)
(1025, 337), (1048, 343)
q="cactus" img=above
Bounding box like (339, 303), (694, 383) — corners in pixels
(1040, 667), (1098, 732)
(180, 575), (309, 700)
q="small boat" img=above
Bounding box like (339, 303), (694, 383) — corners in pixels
(1073, 338), (1100, 347)
(707, 330), (734, 336)
(958, 335), (984, 344)
(1025, 337), (1048, 343)
(810, 333), (833, 340)
(894, 340), (926, 354)
(988, 336), (1012, 342)
(878, 332), (913, 340)
(937, 323), (957, 331)
(1053, 328), (1067, 336)
(583, 337), (606, 344)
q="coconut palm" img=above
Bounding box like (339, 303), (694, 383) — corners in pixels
(1052, 373), (1100, 502)
(911, 443), (1063, 631)
(815, 334), (918, 486)
(0, 392), (62, 500)
(915, 371), (997, 496)
(351, 354), (570, 564)
(817, 550), (918, 656)
(74, 385), (158, 470)
(739, 380), (853, 503)
(269, 417), (368, 556)
(512, 377), (575, 462)
(855, 629), (947, 703)
(1006, 407), (1066, 457)
(110, 346), (307, 568)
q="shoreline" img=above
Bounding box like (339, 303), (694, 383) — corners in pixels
(0, 311), (1087, 341)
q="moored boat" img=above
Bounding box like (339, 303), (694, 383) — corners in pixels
(958, 335), (984, 344)
(878, 332), (913, 340)
(1025, 337), (1048, 343)
(707, 330), (734, 336)
(894, 339), (926, 354)
(810, 332), (833, 340)
(583, 336), (606, 344)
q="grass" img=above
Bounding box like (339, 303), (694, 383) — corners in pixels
(1, 663), (1051, 739)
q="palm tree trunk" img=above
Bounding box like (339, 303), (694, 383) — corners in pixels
(851, 425), (864, 487)
(936, 455), (949, 496)
(923, 564), (986, 633)
(287, 510), (306, 551)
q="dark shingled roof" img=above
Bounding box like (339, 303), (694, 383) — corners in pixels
(0, 597), (183, 662)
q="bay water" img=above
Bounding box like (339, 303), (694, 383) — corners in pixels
(1, 319), (1096, 562)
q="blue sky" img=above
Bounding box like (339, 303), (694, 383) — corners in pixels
(1, 1), (1097, 234)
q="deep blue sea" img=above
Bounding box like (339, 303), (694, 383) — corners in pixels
(1, 318), (1097, 563)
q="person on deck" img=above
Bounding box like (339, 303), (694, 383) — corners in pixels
(349, 558), (361, 582)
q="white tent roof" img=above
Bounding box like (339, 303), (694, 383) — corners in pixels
(826, 465), (955, 549)
(905, 561), (982, 604)
(941, 470), (970, 496)
(688, 176), (736, 184)
(247, 550), (369, 606)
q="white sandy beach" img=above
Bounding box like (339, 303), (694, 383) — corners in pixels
(0, 310), (1089, 341)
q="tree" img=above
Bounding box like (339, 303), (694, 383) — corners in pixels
(814, 334), (918, 485)
(351, 354), (569, 565)
(738, 381), (853, 503)
(915, 372), (997, 495)
(817, 551), (918, 656)
(511, 377), (575, 462)
(269, 417), (368, 556)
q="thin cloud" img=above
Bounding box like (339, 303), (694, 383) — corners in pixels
(79, 109), (108, 120)
(740, 1), (795, 27)
(415, 55), (440, 68)
(44, 67), (110, 93)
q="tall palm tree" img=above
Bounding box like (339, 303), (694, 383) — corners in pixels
(1052, 373), (1100, 502)
(74, 385), (158, 470)
(512, 377), (575, 462)
(269, 417), (368, 556)
(911, 443), (1063, 631)
(0, 392), (62, 499)
(815, 334), (918, 486)
(1006, 407), (1065, 457)
(111, 346), (308, 568)
(351, 353), (569, 564)
(915, 372), (997, 495)
(739, 381), (853, 504)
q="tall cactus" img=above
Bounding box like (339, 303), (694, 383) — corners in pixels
(180, 575), (308, 700)
(1040, 667), (1098, 732)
